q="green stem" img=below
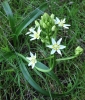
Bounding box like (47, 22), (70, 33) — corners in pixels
(56, 55), (77, 62)
(39, 55), (54, 61)
(39, 55), (77, 61)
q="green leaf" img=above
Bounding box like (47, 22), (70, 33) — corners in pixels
(19, 59), (49, 96)
(34, 69), (53, 99)
(35, 61), (64, 88)
(2, 1), (15, 32)
(15, 3), (47, 37)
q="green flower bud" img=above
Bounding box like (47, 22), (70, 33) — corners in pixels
(41, 39), (45, 43)
(41, 16), (44, 22)
(43, 13), (49, 18)
(43, 23), (47, 28)
(40, 20), (43, 27)
(45, 21), (47, 24)
(42, 13), (49, 21)
(47, 22), (50, 26)
(46, 36), (48, 39)
(35, 20), (39, 27)
(75, 46), (83, 56)
(52, 25), (56, 31)
(50, 14), (54, 19)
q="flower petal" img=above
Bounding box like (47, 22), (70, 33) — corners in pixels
(62, 18), (66, 23)
(57, 38), (62, 45)
(28, 62), (32, 66)
(30, 38), (36, 41)
(57, 50), (62, 55)
(51, 49), (56, 54)
(25, 32), (31, 35)
(29, 34), (34, 37)
(38, 26), (41, 33)
(63, 24), (70, 29)
(60, 45), (66, 49)
(52, 38), (56, 44)
(34, 53), (36, 58)
(30, 52), (33, 57)
(32, 63), (35, 69)
(46, 45), (52, 48)
(55, 17), (60, 24)
(29, 27), (35, 32)
(64, 24), (70, 26)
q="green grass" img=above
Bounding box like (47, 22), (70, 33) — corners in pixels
(0, 0), (85, 100)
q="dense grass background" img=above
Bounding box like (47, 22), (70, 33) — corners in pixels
(0, 0), (85, 100)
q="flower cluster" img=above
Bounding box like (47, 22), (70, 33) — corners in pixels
(25, 13), (70, 68)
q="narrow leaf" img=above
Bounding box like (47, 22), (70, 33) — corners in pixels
(2, 1), (15, 32)
(19, 60), (49, 96)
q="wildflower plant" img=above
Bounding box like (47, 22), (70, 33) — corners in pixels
(0, 1), (84, 99)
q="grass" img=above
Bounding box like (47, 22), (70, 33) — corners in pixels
(0, 0), (85, 100)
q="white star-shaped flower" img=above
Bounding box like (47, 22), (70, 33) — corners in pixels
(29, 26), (41, 41)
(54, 17), (70, 29)
(25, 27), (35, 35)
(46, 38), (66, 55)
(26, 52), (37, 69)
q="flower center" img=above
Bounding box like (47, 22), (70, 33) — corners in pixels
(31, 56), (37, 64)
(52, 44), (60, 50)
(34, 33), (40, 39)
(58, 21), (64, 27)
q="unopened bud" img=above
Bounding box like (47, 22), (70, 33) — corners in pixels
(35, 20), (39, 27)
(43, 13), (49, 19)
(41, 39), (44, 43)
(46, 36), (48, 39)
(75, 46), (83, 56)
(50, 14), (54, 19)
(52, 25), (56, 31)
(43, 23), (47, 28)
(40, 20), (43, 27)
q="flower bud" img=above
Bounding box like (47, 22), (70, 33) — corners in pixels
(43, 13), (49, 20)
(47, 22), (50, 26)
(50, 14), (54, 19)
(46, 36), (48, 39)
(35, 20), (39, 27)
(75, 46), (83, 56)
(41, 39), (45, 43)
(52, 25), (56, 31)
(40, 20), (43, 27)
(43, 23), (47, 28)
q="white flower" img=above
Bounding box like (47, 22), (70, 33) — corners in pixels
(25, 27), (35, 35)
(26, 52), (37, 69)
(29, 26), (41, 41)
(46, 38), (66, 55)
(54, 17), (70, 29)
